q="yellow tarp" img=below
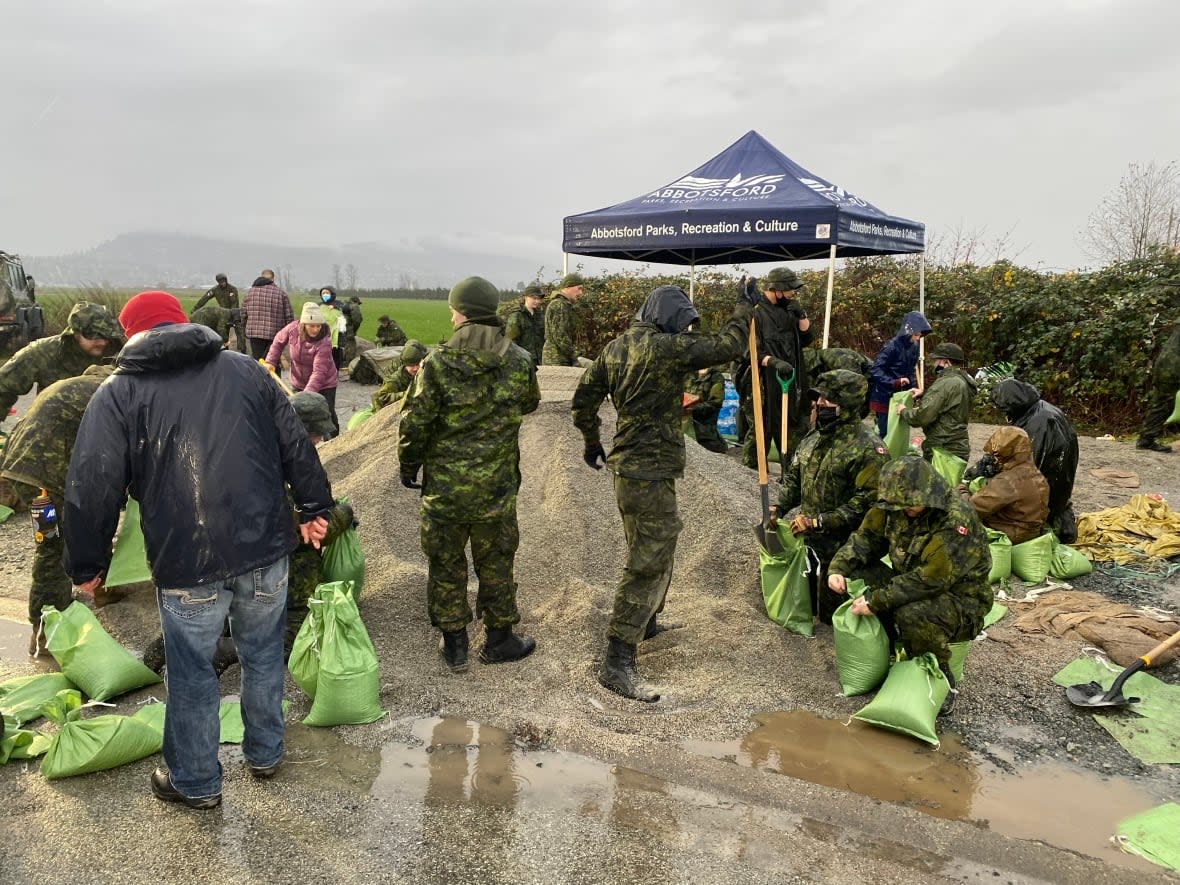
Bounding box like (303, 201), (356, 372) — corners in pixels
(1074, 494), (1180, 564)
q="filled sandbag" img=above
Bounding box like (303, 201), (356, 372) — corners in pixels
(38, 690), (163, 780)
(947, 641), (970, 684)
(0, 672), (76, 725)
(832, 583), (890, 696)
(41, 603), (161, 701)
(320, 523), (365, 600)
(288, 605), (324, 700)
(303, 583), (384, 727)
(986, 529), (1013, 583)
(853, 652), (949, 746)
(1011, 532), (1056, 583)
(346, 407), (374, 431)
(883, 390), (916, 459)
(930, 448), (967, 489)
(1049, 542), (1093, 579)
(759, 525), (812, 637)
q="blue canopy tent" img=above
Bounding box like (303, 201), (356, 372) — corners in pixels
(562, 130), (926, 345)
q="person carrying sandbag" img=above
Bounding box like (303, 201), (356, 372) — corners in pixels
(827, 455), (993, 716)
(897, 342), (977, 462)
(770, 369), (889, 624)
(956, 426), (1048, 545)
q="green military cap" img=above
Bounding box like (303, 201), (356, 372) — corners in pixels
(401, 339), (428, 365)
(763, 267), (804, 291)
(558, 273), (586, 289)
(522, 284), (544, 298)
(876, 455), (952, 511)
(448, 276), (500, 319)
(808, 369), (868, 413)
(928, 342), (967, 364)
(290, 391), (334, 438)
(378, 314), (391, 323)
(65, 302), (125, 341)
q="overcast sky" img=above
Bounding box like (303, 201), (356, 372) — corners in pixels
(4, 0), (1178, 274)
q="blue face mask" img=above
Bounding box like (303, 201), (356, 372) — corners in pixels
(321, 293), (332, 303)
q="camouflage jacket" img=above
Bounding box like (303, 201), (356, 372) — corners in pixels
(504, 299), (545, 365)
(375, 320), (407, 347)
(372, 366), (414, 412)
(572, 304), (752, 480)
(0, 365), (113, 503)
(804, 347), (871, 378)
(288, 501), (356, 609)
(0, 334), (112, 417)
(399, 320), (540, 523)
(829, 459), (992, 620)
(777, 418), (889, 560)
(194, 283), (240, 311)
(189, 305), (235, 344)
(341, 302), (362, 337)
(686, 366), (725, 417)
(1152, 321), (1180, 385)
(900, 367), (978, 461)
(541, 295), (577, 366)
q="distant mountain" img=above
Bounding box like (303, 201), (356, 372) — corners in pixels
(26, 232), (552, 291)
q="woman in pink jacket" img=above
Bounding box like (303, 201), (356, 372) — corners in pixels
(266, 302), (340, 435)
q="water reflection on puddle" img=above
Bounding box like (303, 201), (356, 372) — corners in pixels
(0, 616), (59, 673)
(685, 710), (1161, 870)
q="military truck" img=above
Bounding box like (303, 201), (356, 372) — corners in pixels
(0, 251), (43, 354)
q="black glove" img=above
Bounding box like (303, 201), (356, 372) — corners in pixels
(738, 275), (760, 306)
(400, 469), (422, 490)
(768, 358), (794, 377)
(963, 453), (999, 482)
(583, 442), (606, 470)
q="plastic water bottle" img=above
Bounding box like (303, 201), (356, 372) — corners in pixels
(31, 488), (58, 545)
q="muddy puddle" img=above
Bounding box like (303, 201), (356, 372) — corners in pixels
(686, 710), (1162, 871)
(0, 615), (59, 673)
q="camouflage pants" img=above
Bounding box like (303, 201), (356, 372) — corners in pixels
(1139, 372), (1179, 441)
(609, 476), (683, 645)
(421, 514), (521, 633)
(689, 407), (728, 454)
(882, 594), (980, 667)
(30, 503), (71, 624)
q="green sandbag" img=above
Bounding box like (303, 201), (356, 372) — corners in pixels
(134, 700), (287, 745)
(759, 525), (812, 637)
(1, 727), (52, 764)
(968, 476), (987, 494)
(930, 447), (966, 488)
(983, 601), (1008, 628)
(1117, 803), (1180, 872)
(1049, 543), (1092, 579)
(1166, 389), (1180, 426)
(947, 641), (970, 684)
(832, 582), (889, 696)
(346, 407), (374, 431)
(288, 604), (323, 700)
(1010, 532), (1055, 583)
(320, 525), (365, 600)
(853, 652), (949, 746)
(0, 672), (76, 725)
(0, 504), (13, 523)
(41, 602), (162, 701)
(105, 498), (153, 588)
(303, 584), (384, 727)
(986, 529), (1012, 583)
(38, 689), (163, 779)
(883, 390), (916, 459)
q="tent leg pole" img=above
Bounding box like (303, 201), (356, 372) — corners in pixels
(563, 252), (569, 275)
(822, 244), (836, 349)
(918, 253), (926, 388)
(689, 262), (696, 301)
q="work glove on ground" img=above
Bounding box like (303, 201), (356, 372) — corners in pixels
(583, 442), (606, 470)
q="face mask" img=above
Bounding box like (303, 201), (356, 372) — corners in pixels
(321, 293), (332, 303)
(934, 364), (946, 376)
(815, 405), (840, 431)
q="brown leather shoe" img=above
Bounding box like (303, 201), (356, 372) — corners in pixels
(85, 585), (132, 609)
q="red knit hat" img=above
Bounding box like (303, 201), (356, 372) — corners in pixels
(119, 290), (188, 337)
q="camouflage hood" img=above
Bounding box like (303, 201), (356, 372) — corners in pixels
(991, 378), (1040, 421)
(64, 302), (124, 342)
(636, 286), (699, 335)
(439, 321), (512, 373)
(810, 369), (867, 419)
(876, 454), (955, 511)
(400, 339), (428, 366)
(984, 425), (1034, 467)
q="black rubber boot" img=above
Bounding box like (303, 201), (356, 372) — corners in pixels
(1137, 438), (1172, 453)
(939, 664), (959, 717)
(441, 629), (469, 673)
(598, 637), (660, 703)
(479, 627), (535, 665)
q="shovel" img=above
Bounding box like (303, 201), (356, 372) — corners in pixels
(1064, 627), (1180, 709)
(775, 367), (796, 479)
(748, 322), (783, 555)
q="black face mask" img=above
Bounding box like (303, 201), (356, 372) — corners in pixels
(934, 364), (947, 376)
(815, 405), (841, 431)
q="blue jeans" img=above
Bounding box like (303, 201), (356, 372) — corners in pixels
(158, 557), (288, 798)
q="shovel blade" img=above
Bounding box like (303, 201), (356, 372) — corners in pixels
(1065, 680), (1139, 709)
(753, 521), (785, 555)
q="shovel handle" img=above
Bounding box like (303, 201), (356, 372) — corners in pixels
(1142, 627), (1180, 667)
(748, 321), (769, 487)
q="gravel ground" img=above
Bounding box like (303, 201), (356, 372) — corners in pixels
(1, 369), (1178, 883)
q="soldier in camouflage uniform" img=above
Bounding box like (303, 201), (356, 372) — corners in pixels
(804, 346), (872, 416)
(399, 277), (540, 673)
(542, 273), (585, 366)
(343, 297), (363, 363)
(0, 364), (115, 654)
(898, 342), (978, 462)
(375, 314), (408, 347)
(0, 302), (123, 419)
(1137, 316), (1180, 452)
(193, 274), (245, 352)
(771, 370), (889, 623)
(371, 339), (428, 412)
(573, 284), (755, 702)
(189, 304), (241, 347)
(828, 455), (993, 714)
(684, 363), (728, 454)
(503, 284), (546, 365)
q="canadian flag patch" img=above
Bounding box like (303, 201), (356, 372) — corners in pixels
(956, 525), (968, 536)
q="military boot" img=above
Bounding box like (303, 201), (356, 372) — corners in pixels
(1136, 438), (1172, 453)
(441, 630), (469, 673)
(479, 627), (535, 665)
(598, 637), (660, 703)
(939, 664), (959, 717)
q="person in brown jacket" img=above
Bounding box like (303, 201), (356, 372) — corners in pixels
(957, 426), (1048, 544)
